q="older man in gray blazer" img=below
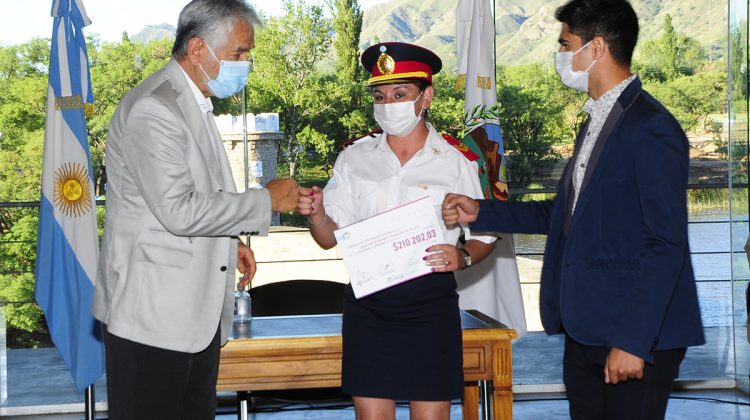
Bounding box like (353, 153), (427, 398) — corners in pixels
(92, 1), (298, 418)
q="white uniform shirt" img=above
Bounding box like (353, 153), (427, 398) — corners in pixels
(324, 123), (496, 246)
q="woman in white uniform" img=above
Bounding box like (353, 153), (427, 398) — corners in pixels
(297, 42), (496, 420)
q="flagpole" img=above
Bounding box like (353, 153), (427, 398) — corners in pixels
(85, 385), (95, 420)
(242, 86), (249, 192)
(492, 0), (497, 79)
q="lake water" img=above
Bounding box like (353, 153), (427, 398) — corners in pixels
(512, 208), (748, 328)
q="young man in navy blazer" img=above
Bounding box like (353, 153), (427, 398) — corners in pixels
(442, 0), (704, 418)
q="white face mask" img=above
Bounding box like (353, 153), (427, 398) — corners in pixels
(555, 41), (597, 92)
(373, 92), (424, 137)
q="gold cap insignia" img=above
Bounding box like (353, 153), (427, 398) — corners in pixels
(376, 52), (395, 75)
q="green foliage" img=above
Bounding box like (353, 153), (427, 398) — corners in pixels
(246, 0), (334, 177)
(644, 72), (726, 132)
(686, 187), (747, 212)
(326, 0), (370, 148)
(515, 183), (556, 202)
(0, 212), (42, 335)
(711, 118), (749, 186)
(0, 130), (44, 203)
(729, 23), (746, 102)
(635, 14), (707, 82)
(0, 40), (49, 150)
(0, 211), (38, 272)
(429, 72), (466, 137)
(0, 274), (43, 332)
(327, 0), (364, 86)
(496, 64), (573, 189)
(660, 15), (680, 79)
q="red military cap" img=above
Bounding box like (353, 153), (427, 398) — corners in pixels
(360, 42), (442, 86)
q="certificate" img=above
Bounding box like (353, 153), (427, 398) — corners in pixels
(334, 196), (445, 299)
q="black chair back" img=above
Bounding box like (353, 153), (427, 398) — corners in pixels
(245, 279), (349, 406)
(251, 279), (346, 317)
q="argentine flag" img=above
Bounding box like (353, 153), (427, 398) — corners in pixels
(34, 0), (104, 391)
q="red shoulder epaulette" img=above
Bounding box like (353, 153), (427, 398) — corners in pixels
(441, 133), (480, 161)
(342, 128), (384, 149)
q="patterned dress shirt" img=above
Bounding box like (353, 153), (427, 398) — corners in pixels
(571, 74), (637, 212)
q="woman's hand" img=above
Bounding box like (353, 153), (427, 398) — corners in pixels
(298, 185), (324, 219)
(424, 244), (464, 272)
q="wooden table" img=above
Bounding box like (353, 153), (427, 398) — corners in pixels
(218, 309), (517, 419)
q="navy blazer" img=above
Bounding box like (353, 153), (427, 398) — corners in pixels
(471, 78), (704, 362)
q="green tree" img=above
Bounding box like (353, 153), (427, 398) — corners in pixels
(245, 0), (334, 177)
(661, 15), (679, 79)
(0, 213), (41, 334)
(0, 40), (49, 149)
(635, 14), (706, 82)
(496, 64), (571, 189)
(729, 23), (746, 103)
(328, 0), (364, 90)
(325, 0), (368, 148)
(428, 72), (466, 137)
(645, 72), (726, 132)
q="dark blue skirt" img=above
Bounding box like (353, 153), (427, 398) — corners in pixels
(341, 271), (463, 401)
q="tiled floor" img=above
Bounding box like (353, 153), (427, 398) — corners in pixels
(2, 328), (748, 418)
(209, 389), (749, 419)
(3, 389), (747, 419)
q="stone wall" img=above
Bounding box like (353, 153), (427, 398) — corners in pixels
(220, 131), (282, 225)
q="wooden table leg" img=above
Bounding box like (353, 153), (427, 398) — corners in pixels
(492, 388), (513, 420)
(463, 381), (480, 420)
(492, 339), (514, 419)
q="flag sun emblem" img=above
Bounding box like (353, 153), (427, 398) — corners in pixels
(54, 162), (92, 217)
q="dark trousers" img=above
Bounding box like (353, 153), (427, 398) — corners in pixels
(563, 335), (686, 420)
(103, 326), (221, 420)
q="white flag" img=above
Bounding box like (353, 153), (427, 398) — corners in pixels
(455, 0), (527, 338)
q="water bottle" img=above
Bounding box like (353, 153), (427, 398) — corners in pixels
(234, 288), (252, 324)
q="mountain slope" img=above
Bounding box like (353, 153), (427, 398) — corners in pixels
(361, 0), (728, 72)
(130, 23), (176, 44)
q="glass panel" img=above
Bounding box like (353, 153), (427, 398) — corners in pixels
(682, 205), (735, 381)
(729, 0), (749, 389)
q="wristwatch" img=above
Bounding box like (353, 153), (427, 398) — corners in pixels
(460, 248), (472, 269)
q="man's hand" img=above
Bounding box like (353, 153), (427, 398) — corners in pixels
(236, 241), (256, 289)
(266, 179), (299, 213)
(442, 194), (480, 228)
(604, 347), (645, 384)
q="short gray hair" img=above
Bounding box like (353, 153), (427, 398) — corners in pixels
(171, 0), (261, 59)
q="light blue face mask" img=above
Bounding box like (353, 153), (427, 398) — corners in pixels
(199, 44), (251, 98)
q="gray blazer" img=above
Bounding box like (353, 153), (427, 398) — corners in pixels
(93, 59), (271, 352)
